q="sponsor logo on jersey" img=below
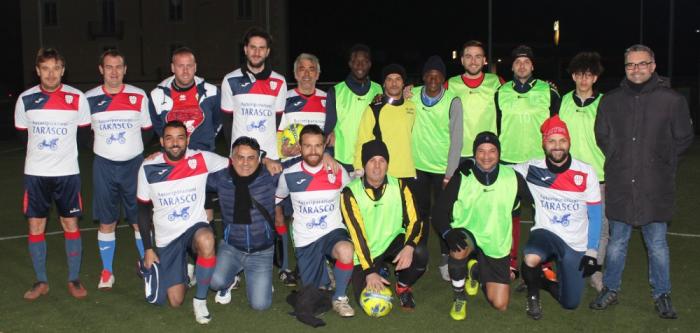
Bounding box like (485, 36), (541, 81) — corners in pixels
(97, 100), (107, 106)
(293, 101), (303, 107)
(296, 178), (307, 185)
(158, 169), (168, 175)
(168, 206), (191, 221)
(550, 213), (571, 227)
(69, 208), (81, 214)
(305, 215), (328, 229)
(240, 82), (251, 88)
(541, 176), (552, 181)
(178, 94), (186, 101)
(35, 97), (44, 104)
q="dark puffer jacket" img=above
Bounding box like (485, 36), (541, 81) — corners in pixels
(594, 73), (694, 226)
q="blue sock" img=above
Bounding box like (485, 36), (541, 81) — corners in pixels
(97, 231), (116, 273)
(332, 261), (354, 300)
(64, 231), (82, 281)
(195, 256), (216, 299)
(28, 234), (48, 282)
(134, 230), (145, 259)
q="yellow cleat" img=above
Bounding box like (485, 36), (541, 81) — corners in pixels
(466, 259), (479, 296)
(450, 299), (467, 320)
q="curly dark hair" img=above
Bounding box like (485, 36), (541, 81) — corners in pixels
(568, 51), (604, 76)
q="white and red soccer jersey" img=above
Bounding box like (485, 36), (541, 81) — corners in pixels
(14, 84), (91, 177)
(510, 158), (601, 251)
(278, 88), (327, 162)
(221, 69), (287, 160)
(137, 150), (228, 247)
(275, 161), (350, 247)
(86, 84), (152, 161)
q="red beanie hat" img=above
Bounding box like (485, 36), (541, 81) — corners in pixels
(540, 115), (570, 143)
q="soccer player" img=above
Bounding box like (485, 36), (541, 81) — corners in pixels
(221, 27), (286, 170)
(209, 137), (279, 310)
(86, 49), (153, 290)
(558, 52), (607, 291)
(15, 48), (91, 300)
(325, 44), (383, 172)
(342, 140), (427, 311)
(149, 46), (222, 224)
(433, 132), (527, 320)
(411, 55), (464, 282)
(276, 52), (328, 287)
(137, 121), (229, 324)
(353, 64), (416, 180)
(275, 125), (356, 317)
(513, 116), (602, 320)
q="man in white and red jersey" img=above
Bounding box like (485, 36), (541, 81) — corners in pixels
(275, 125), (356, 318)
(14, 48), (91, 301)
(221, 27), (286, 167)
(511, 116), (602, 320)
(86, 49), (153, 290)
(136, 121), (228, 324)
(275, 52), (327, 286)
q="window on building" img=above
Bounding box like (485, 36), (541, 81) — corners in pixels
(169, 0), (184, 22)
(102, 0), (116, 33)
(43, 0), (58, 27)
(238, 0), (252, 20)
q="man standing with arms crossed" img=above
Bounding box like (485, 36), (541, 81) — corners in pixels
(86, 49), (153, 290)
(325, 44), (383, 173)
(590, 44), (693, 319)
(15, 48), (91, 300)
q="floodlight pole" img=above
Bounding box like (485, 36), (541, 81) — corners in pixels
(667, 0), (674, 81)
(488, 0), (493, 71)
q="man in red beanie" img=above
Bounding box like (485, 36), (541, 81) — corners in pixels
(509, 115), (603, 320)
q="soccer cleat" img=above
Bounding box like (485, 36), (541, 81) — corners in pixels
(466, 259), (479, 296)
(450, 299), (467, 321)
(23, 281), (49, 301)
(193, 298), (211, 324)
(98, 269), (115, 290)
(654, 293), (677, 319)
(68, 280), (88, 299)
(187, 263), (197, 288)
(215, 281), (235, 305)
(589, 287), (618, 310)
(332, 296), (355, 317)
(525, 295), (543, 320)
(396, 286), (416, 311)
(279, 269), (297, 287)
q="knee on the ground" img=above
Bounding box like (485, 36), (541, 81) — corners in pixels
(249, 298), (272, 311)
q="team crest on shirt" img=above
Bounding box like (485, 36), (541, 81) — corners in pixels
(129, 95), (137, 105)
(65, 95), (73, 104)
(574, 175), (583, 186)
(270, 81), (278, 90)
(188, 158), (198, 169)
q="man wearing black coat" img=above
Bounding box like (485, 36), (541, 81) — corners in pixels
(590, 44), (694, 319)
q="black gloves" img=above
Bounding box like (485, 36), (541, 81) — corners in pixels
(444, 228), (468, 252)
(578, 255), (601, 277)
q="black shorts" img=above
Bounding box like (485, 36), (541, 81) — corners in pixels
(463, 230), (510, 285)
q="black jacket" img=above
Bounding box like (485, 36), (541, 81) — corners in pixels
(594, 73), (694, 225)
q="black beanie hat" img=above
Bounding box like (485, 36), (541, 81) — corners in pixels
(382, 63), (407, 83)
(422, 55), (446, 77)
(361, 140), (390, 166)
(511, 45), (534, 62)
(472, 131), (500, 155)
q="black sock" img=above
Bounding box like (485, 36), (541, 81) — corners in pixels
(448, 256), (468, 298)
(541, 278), (560, 301)
(521, 260), (542, 298)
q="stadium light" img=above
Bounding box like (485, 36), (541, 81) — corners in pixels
(452, 50), (457, 60)
(553, 20), (560, 46)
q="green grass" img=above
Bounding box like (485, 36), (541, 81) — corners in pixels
(1, 140), (699, 332)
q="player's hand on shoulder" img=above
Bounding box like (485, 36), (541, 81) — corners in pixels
(263, 157), (283, 176)
(144, 151), (161, 161)
(322, 153), (340, 175)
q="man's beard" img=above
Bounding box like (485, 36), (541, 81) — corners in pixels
(248, 59), (265, 69)
(165, 146), (186, 161)
(465, 67), (482, 76)
(546, 150), (569, 164)
(303, 154), (322, 167)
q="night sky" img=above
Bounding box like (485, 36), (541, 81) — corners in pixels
(1, 0), (699, 93)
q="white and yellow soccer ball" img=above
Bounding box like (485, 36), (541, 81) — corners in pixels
(282, 123), (305, 146)
(360, 286), (393, 318)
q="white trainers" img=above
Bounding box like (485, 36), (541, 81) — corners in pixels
(193, 298), (211, 324)
(187, 263), (197, 288)
(332, 296), (355, 317)
(215, 281), (235, 305)
(98, 269), (115, 290)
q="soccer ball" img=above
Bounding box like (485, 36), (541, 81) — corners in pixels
(282, 123), (305, 145)
(360, 286), (393, 318)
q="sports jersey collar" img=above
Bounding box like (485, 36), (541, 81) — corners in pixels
(381, 95), (404, 106)
(243, 62), (272, 80)
(473, 162), (500, 186)
(40, 83), (63, 94)
(294, 88), (316, 99)
(362, 176), (388, 201)
(461, 72), (485, 88)
(572, 91), (600, 107)
(300, 160), (324, 175)
(420, 86), (445, 107)
(101, 84), (125, 97)
(163, 151), (188, 166)
(512, 76), (536, 93)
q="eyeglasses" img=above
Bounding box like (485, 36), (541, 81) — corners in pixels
(624, 61), (654, 70)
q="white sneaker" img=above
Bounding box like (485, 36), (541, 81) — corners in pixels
(215, 281), (235, 305)
(193, 298), (211, 324)
(332, 296), (355, 317)
(98, 270), (115, 290)
(187, 263), (197, 288)
(230, 274), (241, 290)
(438, 264), (450, 282)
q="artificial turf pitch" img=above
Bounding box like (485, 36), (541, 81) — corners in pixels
(0, 139), (698, 332)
